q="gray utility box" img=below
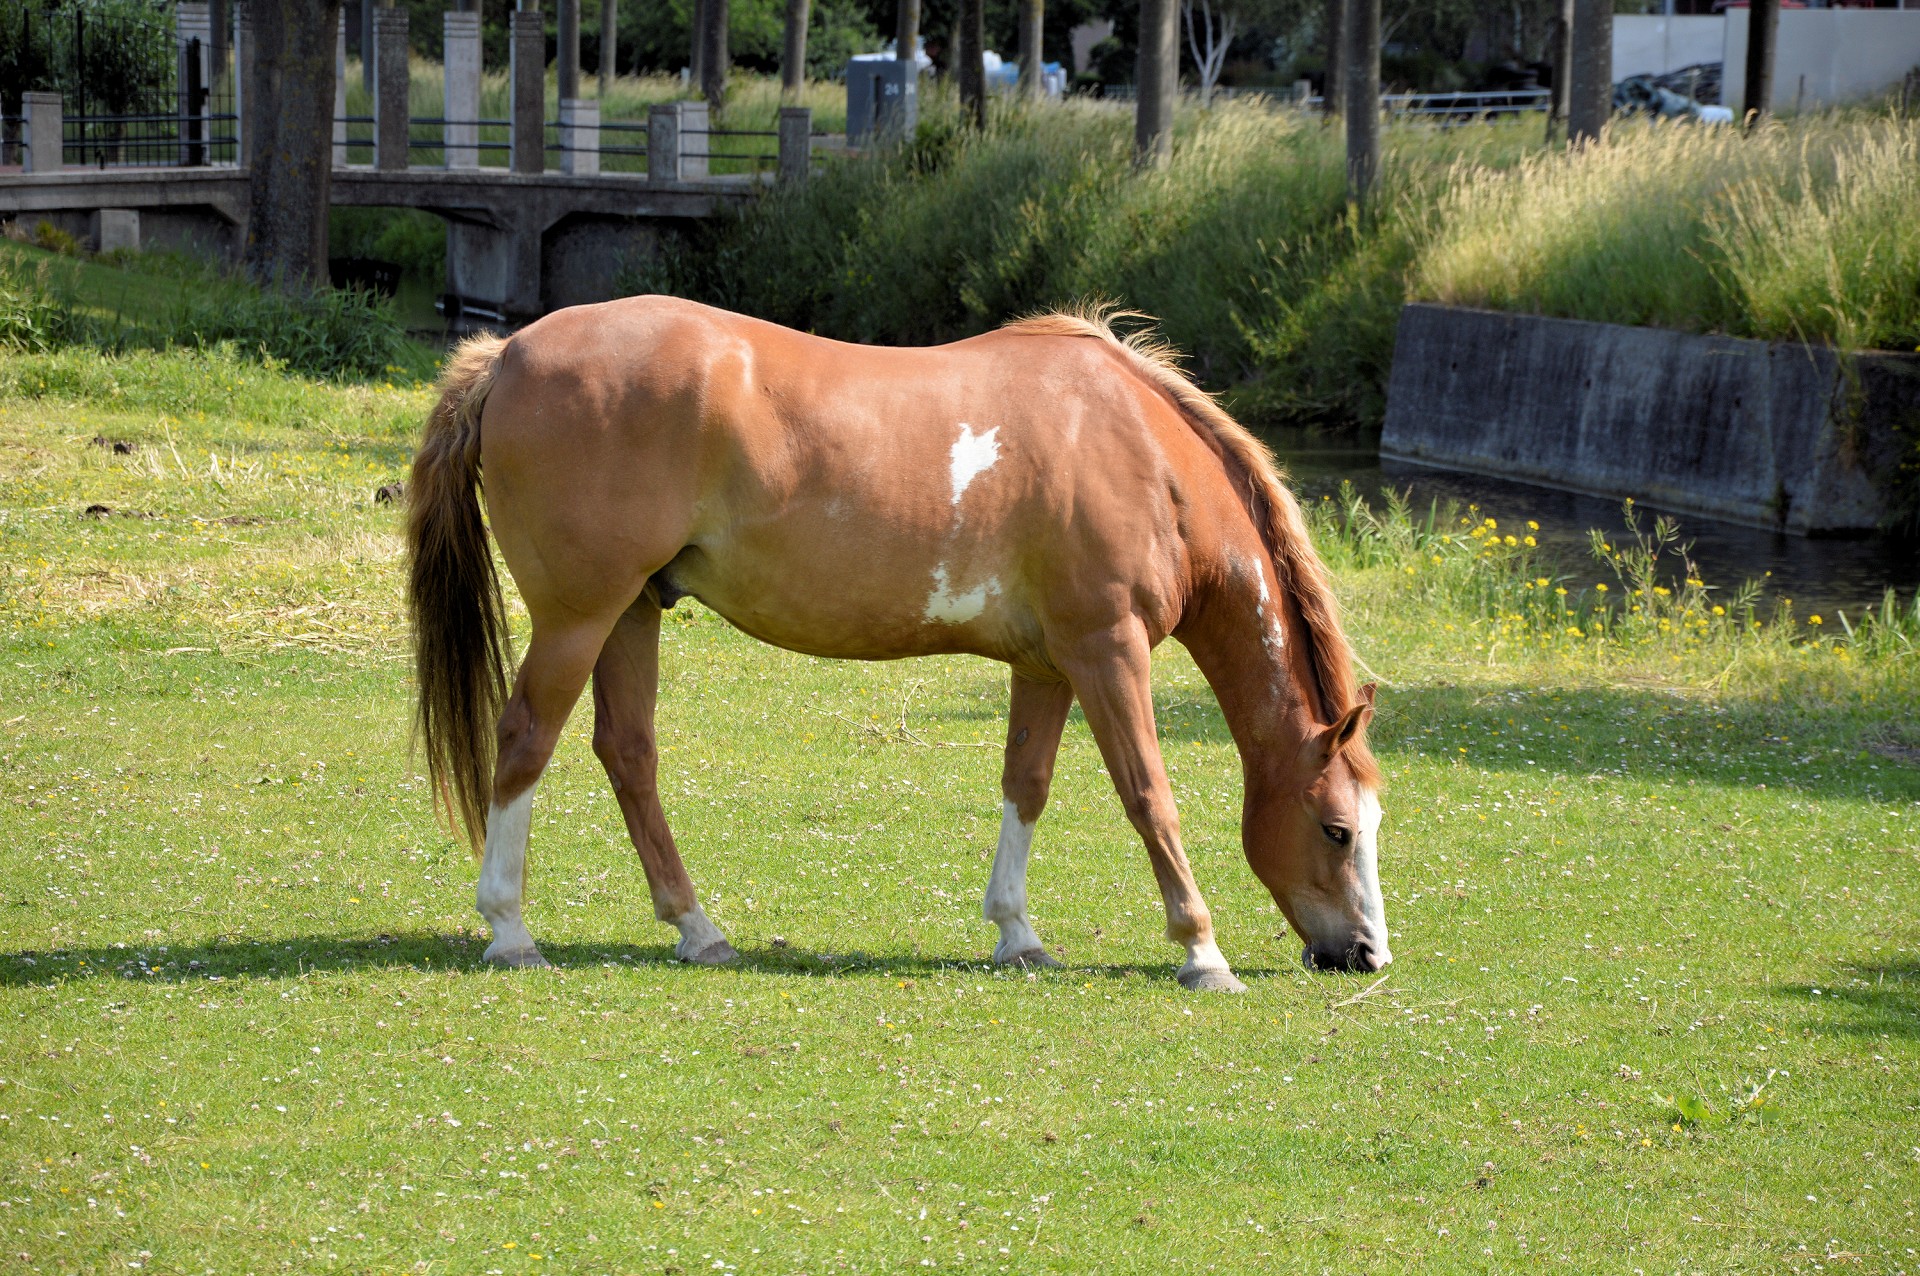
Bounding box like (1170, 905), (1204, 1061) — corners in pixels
(845, 58), (917, 144)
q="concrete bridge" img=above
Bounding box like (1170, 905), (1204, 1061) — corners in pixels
(0, 4), (816, 319)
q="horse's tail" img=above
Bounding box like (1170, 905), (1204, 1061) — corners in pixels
(407, 332), (511, 856)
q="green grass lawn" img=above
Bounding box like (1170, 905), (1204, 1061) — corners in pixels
(1, 347), (1917, 1274)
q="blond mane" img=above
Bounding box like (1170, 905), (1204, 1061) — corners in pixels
(1002, 304), (1379, 787)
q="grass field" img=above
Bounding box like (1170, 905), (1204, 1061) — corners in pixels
(2, 347), (1917, 1273)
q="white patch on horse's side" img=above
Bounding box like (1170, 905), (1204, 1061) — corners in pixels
(984, 800), (1044, 960)
(477, 789), (538, 961)
(948, 423), (1001, 506)
(1354, 786), (1391, 964)
(924, 564), (999, 625)
(669, 905), (729, 960)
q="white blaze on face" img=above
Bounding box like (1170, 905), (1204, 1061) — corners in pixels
(948, 423), (1001, 506)
(924, 563), (1000, 625)
(1354, 786), (1391, 963)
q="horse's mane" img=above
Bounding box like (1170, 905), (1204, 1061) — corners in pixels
(1001, 304), (1379, 787)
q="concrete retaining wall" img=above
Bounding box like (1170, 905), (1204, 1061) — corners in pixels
(1723, 8), (1920, 111)
(1380, 304), (1918, 535)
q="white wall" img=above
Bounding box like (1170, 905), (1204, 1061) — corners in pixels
(1724, 9), (1920, 111)
(1613, 15), (1724, 81)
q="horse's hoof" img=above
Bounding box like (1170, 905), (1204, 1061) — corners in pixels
(681, 939), (738, 966)
(484, 944), (551, 969)
(1177, 967), (1247, 993)
(997, 947), (1062, 970)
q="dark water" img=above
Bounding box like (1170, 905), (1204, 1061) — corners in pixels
(1276, 444), (1920, 621)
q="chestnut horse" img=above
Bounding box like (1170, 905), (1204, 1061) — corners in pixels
(407, 298), (1389, 991)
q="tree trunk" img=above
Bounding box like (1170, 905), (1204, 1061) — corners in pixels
(1743, 0), (1778, 129)
(1321, 0), (1342, 117)
(958, 0), (985, 128)
(1567, 0), (1610, 146)
(558, 0), (579, 100)
(782, 0), (809, 99)
(1134, 0), (1176, 168)
(1343, 0), (1378, 206)
(1017, 0), (1043, 100)
(600, 0), (617, 92)
(1545, 0), (1572, 143)
(700, 0), (728, 109)
(244, 0), (342, 289)
(895, 0), (919, 65)
(690, 0), (706, 83)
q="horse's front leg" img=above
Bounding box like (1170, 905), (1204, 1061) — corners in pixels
(984, 673), (1075, 967)
(1060, 622), (1246, 993)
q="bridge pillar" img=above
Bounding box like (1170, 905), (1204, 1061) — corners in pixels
(333, 12), (350, 167)
(510, 9), (546, 174)
(443, 10), (483, 170)
(21, 93), (62, 174)
(648, 104), (682, 182)
(559, 99), (599, 175)
(374, 6), (411, 171)
(778, 106), (811, 182)
(447, 220), (543, 321)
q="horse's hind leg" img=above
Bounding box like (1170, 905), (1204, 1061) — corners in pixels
(592, 603), (735, 965)
(479, 621), (611, 968)
(984, 673), (1074, 967)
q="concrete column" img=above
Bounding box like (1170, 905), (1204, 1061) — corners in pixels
(444, 10), (483, 170)
(334, 11), (350, 167)
(510, 8), (546, 174)
(21, 92), (62, 174)
(678, 100), (708, 178)
(777, 106), (810, 182)
(648, 103), (682, 181)
(447, 220), (544, 321)
(559, 98), (598, 174)
(374, 6), (411, 171)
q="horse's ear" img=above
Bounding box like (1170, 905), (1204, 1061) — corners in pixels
(1304, 697), (1373, 770)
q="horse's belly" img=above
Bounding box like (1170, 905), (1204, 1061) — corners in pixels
(663, 524), (1039, 664)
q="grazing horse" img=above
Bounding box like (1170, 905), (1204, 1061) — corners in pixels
(407, 298), (1390, 991)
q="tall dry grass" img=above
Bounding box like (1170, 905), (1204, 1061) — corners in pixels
(1417, 114), (1920, 351)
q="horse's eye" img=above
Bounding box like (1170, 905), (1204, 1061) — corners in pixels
(1322, 824), (1352, 847)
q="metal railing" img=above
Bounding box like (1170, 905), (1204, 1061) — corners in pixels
(678, 126), (778, 166)
(64, 110), (240, 168)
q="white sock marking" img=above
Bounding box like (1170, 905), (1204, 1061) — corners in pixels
(1355, 786), (1391, 964)
(948, 424), (1001, 505)
(984, 800), (1044, 960)
(477, 789), (537, 959)
(670, 905), (729, 960)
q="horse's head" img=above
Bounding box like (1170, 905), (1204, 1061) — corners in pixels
(1244, 683), (1391, 973)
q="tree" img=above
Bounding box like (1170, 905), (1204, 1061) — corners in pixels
(1017, 0), (1043, 100)
(1320, 0), (1342, 116)
(1743, 0), (1778, 130)
(895, 0), (918, 65)
(1134, 0), (1176, 168)
(781, 0), (809, 97)
(1566, 0), (1608, 145)
(243, 0), (343, 289)
(1344, 0), (1378, 205)
(958, 0), (985, 127)
(1181, 0), (1234, 108)
(1544, 0), (1571, 143)
(700, 0), (729, 106)
(600, 0), (618, 90)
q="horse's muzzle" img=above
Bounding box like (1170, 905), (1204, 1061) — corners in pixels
(1303, 938), (1391, 973)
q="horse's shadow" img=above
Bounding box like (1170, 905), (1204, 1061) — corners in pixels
(1774, 960), (1920, 1041)
(0, 932), (1292, 988)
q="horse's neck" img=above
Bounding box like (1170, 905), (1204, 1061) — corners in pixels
(1178, 552), (1320, 767)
